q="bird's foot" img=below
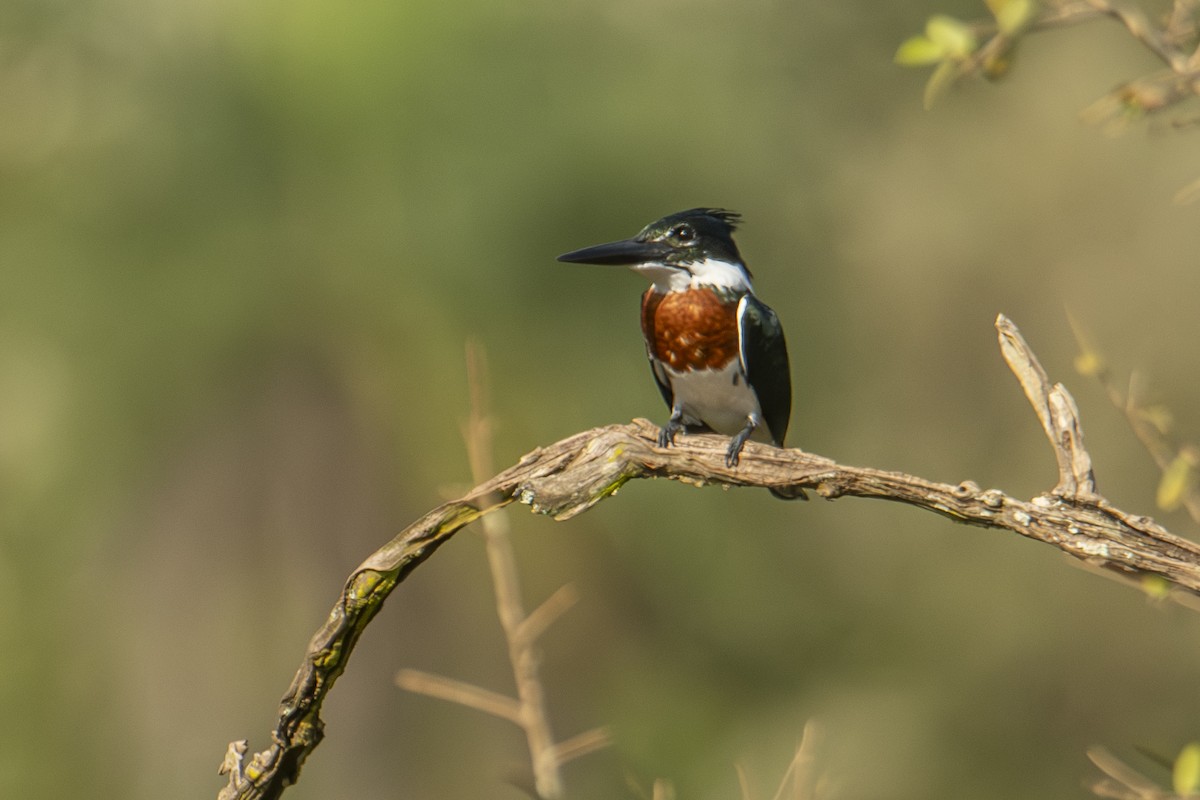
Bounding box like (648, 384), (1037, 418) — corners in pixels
(724, 439), (745, 468)
(725, 419), (758, 467)
(657, 418), (684, 449)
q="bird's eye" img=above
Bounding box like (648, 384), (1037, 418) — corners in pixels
(670, 224), (696, 243)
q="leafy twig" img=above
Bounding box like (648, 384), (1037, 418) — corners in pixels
(897, 0), (1200, 129)
(1068, 313), (1200, 522)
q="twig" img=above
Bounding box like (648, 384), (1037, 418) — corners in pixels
(998, 315), (1098, 499)
(770, 720), (824, 800)
(1084, 0), (1188, 72)
(942, 0), (1200, 131)
(517, 584), (579, 648)
(463, 343), (566, 798)
(395, 343), (599, 798)
(1087, 746), (1168, 799)
(737, 763), (755, 800)
(549, 727), (612, 766)
(1167, 0), (1199, 52)
(975, 0), (1195, 73)
(216, 316), (1200, 800)
(394, 670), (521, 723)
(1068, 314), (1200, 523)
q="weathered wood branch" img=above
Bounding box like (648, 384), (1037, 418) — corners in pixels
(217, 316), (1200, 800)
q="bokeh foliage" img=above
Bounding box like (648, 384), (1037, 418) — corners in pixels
(5, 0), (1200, 798)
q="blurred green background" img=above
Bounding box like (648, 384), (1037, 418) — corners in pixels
(5, 0), (1200, 797)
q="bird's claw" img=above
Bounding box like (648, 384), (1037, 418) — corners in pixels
(725, 420), (755, 468)
(658, 419), (683, 449)
(724, 441), (744, 468)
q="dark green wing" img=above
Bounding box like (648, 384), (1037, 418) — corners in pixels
(737, 294), (792, 446)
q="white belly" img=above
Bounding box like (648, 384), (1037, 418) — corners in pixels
(664, 361), (770, 442)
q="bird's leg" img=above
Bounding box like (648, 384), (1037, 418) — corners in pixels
(725, 416), (759, 467)
(658, 406), (685, 449)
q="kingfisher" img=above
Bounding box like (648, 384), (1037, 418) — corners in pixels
(557, 207), (794, 473)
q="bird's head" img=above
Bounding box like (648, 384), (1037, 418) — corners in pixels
(557, 208), (752, 293)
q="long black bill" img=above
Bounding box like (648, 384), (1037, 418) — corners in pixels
(556, 238), (672, 266)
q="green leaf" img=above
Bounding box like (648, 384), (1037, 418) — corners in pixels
(925, 14), (977, 59)
(1073, 349), (1103, 378)
(895, 35), (946, 66)
(1138, 405), (1174, 436)
(1140, 575), (1171, 600)
(1174, 742), (1200, 797)
(1156, 453), (1193, 512)
(923, 60), (959, 110)
(986, 0), (1036, 35)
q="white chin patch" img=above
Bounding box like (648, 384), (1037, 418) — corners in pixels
(631, 258), (752, 294)
(631, 263), (691, 293)
(686, 257), (752, 291)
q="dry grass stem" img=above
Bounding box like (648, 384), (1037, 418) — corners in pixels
(1087, 746), (1168, 800)
(550, 727), (612, 766)
(770, 721), (825, 800)
(393, 669), (521, 723)
(1068, 312), (1200, 523)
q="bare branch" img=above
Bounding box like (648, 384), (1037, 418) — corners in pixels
(770, 720), (825, 800)
(1087, 746), (1168, 800)
(517, 583), (580, 648)
(399, 343), (604, 798)
(464, 342), (572, 799)
(997, 314), (1098, 499)
(393, 670), (522, 724)
(1069, 314), (1200, 523)
(550, 727), (612, 766)
(216, 317), (1200, 800)
(1084, 0), (1188, 71)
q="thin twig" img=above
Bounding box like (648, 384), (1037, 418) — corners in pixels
(549, 727), (612, 766)
(948, 0), (1200, 133)
(766, 721), (825, 800)
(464, 342), (565, 799)
(736, 763), (755, 800)
(1167, 0), (1199, 51)
(517, 584), (579, 648)
(972, 0), (1192, 72)
(1068, 314), (1200, 523)
(395, 344), (601, 799)
(1087, 746), (1167, 799)
(1084, 0), (1188, 71)
(394, 669), (522, 724)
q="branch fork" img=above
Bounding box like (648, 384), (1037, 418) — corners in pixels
(997, 314), (1099, 500)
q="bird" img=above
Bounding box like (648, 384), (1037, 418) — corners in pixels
(557, 207), (796, 482)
